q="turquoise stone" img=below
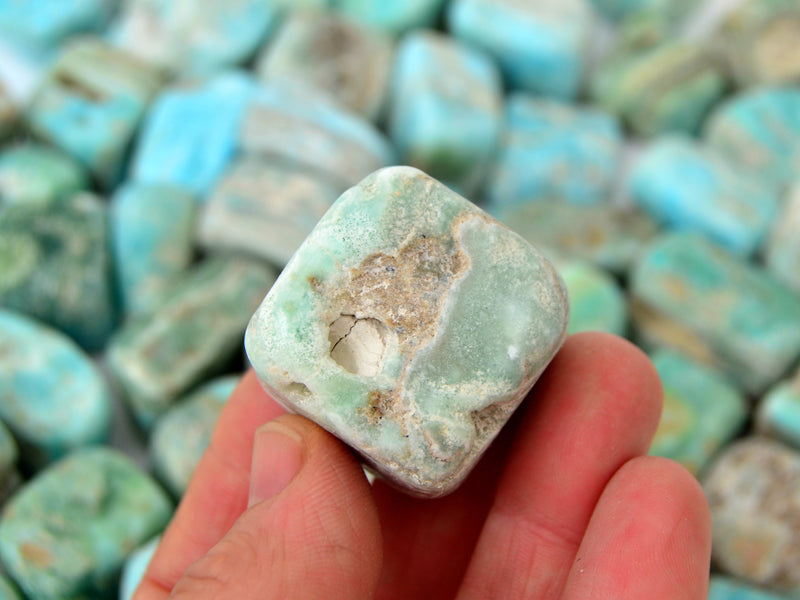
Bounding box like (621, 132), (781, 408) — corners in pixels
(630, 232), (800, 395)
(0, 576), (21, 600)
(0, 193), (116, 351)
(0, 0), (116, 48)
(108, 256), (276, 429)
(704, 438), (800, 593)
(111, 183), (196, 316)
(198, 156), (345, 268)
(119, 536), (160, 600)
(756, 372), (800, 452)
(245, 166), (569, 497)
(628, 136), (779, 257)
(256, 10), (394, 122)
(447, 0), (593, 100)
(0, 448), (173, 600)
(588, 0), (689, 21)
(704, 87), (800, 192)
(0, 310), (112, 470)
(0, 143), (87, 208)
(0, 84), (16, 142)
(388, 30), (502, 196)
(334, 0), (447, 35)
(766, 183), (800, 294)
(649, 349), (747, 476)
(485, 93), (622, 208)
(132, 72), (256, 197)
(0, 419), (19, 506)
(150, 376), (239, 497)
(559, 261), (627, 336)
(591, 41), (729, 137)
(709, 576), (788, 600)
(26, 38), (164, 189)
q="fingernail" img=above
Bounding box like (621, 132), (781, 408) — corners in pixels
(248, 420), (304, 507)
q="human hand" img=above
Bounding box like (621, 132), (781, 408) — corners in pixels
(133, 332), (711, 600)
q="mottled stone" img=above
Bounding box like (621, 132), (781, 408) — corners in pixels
(447, 0), (594, 100)
(132, 72), (256, 197)
(0, 193), (116, 351)
(246, 166), (569, 497)
(0, 448), (172, 600)
(0, 84), (16, 142)
(256, 11), (394, 122)
(559, 261), (627, 336)
(150, 376), (239, 497)
(704, 438), (800, 592)
(628, 136), (779, 257)
(591, 41), (729, 137)
(198, 156), (344, 268)
(0, 144), (87, 208)
(108, 256), (276, 429)
(766, 182), (800, 294)
(334, 0), (446, 35)
(0, 0), (117, 48)
(649, 349), (747, 476)
(0, 420), (19, 506)
(111, 183), (196, 316)
(756, 371), (800, 452)
(709, 576), (788, 600)
(26, 37), (164, 188)
(630, 232), (800, 394)
(119, 536), (159, 600)
(388, 31), (502, 196)
(485, 94), (622, 208)
(0, 576), (22, 600)
(588, 0), (691, 22)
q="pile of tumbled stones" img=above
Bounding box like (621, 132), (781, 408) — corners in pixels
(0, 0), (799, 598)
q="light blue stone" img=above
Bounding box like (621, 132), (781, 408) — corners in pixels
(0, 0), (117, 48)
(486, 94), (622, 208)
(447, 0), (594, 100)
(628, 136), (779, 257)
(559, 261), (627, 336)
(0, 310), (112, 470)
(0, 143), (87, 208)
(334, 0), (447, 35)
(757, 372), (800, 452)
(132, 72), (257, 197)
(709, 576), (788, 600)
(0, 576), (22, 600)
(388, 30), (502, 196)
(766, 183), (800, 294)
(119, 536), (160, 600)
(111, 183), (196, 316)
(588, 0), (692, 22)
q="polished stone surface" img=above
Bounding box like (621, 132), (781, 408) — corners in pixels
(766, 182), (800, 294)
(0, 576), (21, 600)
(560, 261), (627, 336)
(0, 143), (86, 207)
(0, 0), (117, 48)
(335, 0), (447, 35)
(119, 536), (160, 600)
(709, 576), (788, 600)
(756, 371), (800, 452)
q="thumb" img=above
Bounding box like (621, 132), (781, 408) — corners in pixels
(169, 414), (383, 600)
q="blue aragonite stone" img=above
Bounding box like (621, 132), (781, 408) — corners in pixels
(447, 0), (593, 100)
(559, 261), (627, 336)
(0, 448), (172, 600)
(628, 136), (779, 257)
(0, 0), (116, 48)
(132, 72), (257, 197)
(0, 144), (87, 207)
(26, 38), (164, 189)
(630, 232), (800, 395)
(111, 183), (196, 316)
(0, 310), (112, 470)
(709, 576), (789, 600)
(704, 87), (800, 192)
(766, 183), (800, 295)
(119, 536), (160, 600)
(150, 376), (239, 497)
(388, 30), (502, 196)
(756, 371), (800, 452)
(334, 0), (447, 35)
(649, 349), (747, 476)
(485, 94), (622, 208)
(0, 576), (21, 600)
(0, 193), (116, 351)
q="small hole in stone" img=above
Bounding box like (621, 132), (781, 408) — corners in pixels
(329, 314), (388, 376)
(284, 382), (311, 398)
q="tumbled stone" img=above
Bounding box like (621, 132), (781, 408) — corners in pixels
(0, 84), (16, 141)
(447, 0), (593, 100)
(119, 536), (159, 600)
(709, 576), (788, 600)
(388, 31), (502, 196)
(111, 183), (196, 316)
(334, 0), (446, 35)
(150, 376), (239, 498)
(628, 136), (779, 257)
(112, 0), (280, 76)
(559, 261), (627, 336)
(0, 448), (172, 600)
(588, 0), (691, 22)
(756, 371), (800, 451)
(630, 232), (800, 394)
(246, 166), (569, 497)
(0, 576), (22, 600)
(132, 72), (256, 197)
(591, 41), (729, 137)
(108, 256), (276, 429)
(0, 143), (87, 208)
(0, 0), (117, 48)
(0, 420), (19, 506)
(256, 11), (393, 122)
(766, 182), (800, 294)
(0, 310), (112, 470)
(26, 37), (164, 188)
(485, 94), (622, 208)
(0, 193), (116, 351)
(649, 349), (747, 476)
(198, 156), (344, 268)
(704, 438), (800, 592)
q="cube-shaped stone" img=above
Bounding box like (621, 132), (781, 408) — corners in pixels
(447, 0), (593, 100)
(756, 371), (800, 451)
(630, 232), (800, 394)
(559, 261), (627, 336)
(334, 0), (446, 35)
(486, 94), (622, 208)
(388, 31), (502, 196)
(649, 349), (747, 476)
(256, 11), (393, 122)
(198, 156), (344, 268)
(0, 0), (117, 48)
(0, 448), (172, 600)
(245, 166), (569, 497)
(628, 136), (779, 257)
(0, 144), (87, 208)
(709, 576), (789, 600)
(26, 38), (164, 188)
(119, 536), (160, 600)
(766, 182), (800, 294)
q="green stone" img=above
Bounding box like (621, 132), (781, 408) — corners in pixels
(756, 371), (800, 451)
(766, 182), (800, 295)
(0, 576), (22, 600)
(0, 420), (19, 507)
(245, 166), (569, 497)
(0, 448), (172, 600)
(0, 143), (87, 208)
(0, 84), (17, 142)
(559, 261), (627, 337)
(108, 256), (276, 429)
